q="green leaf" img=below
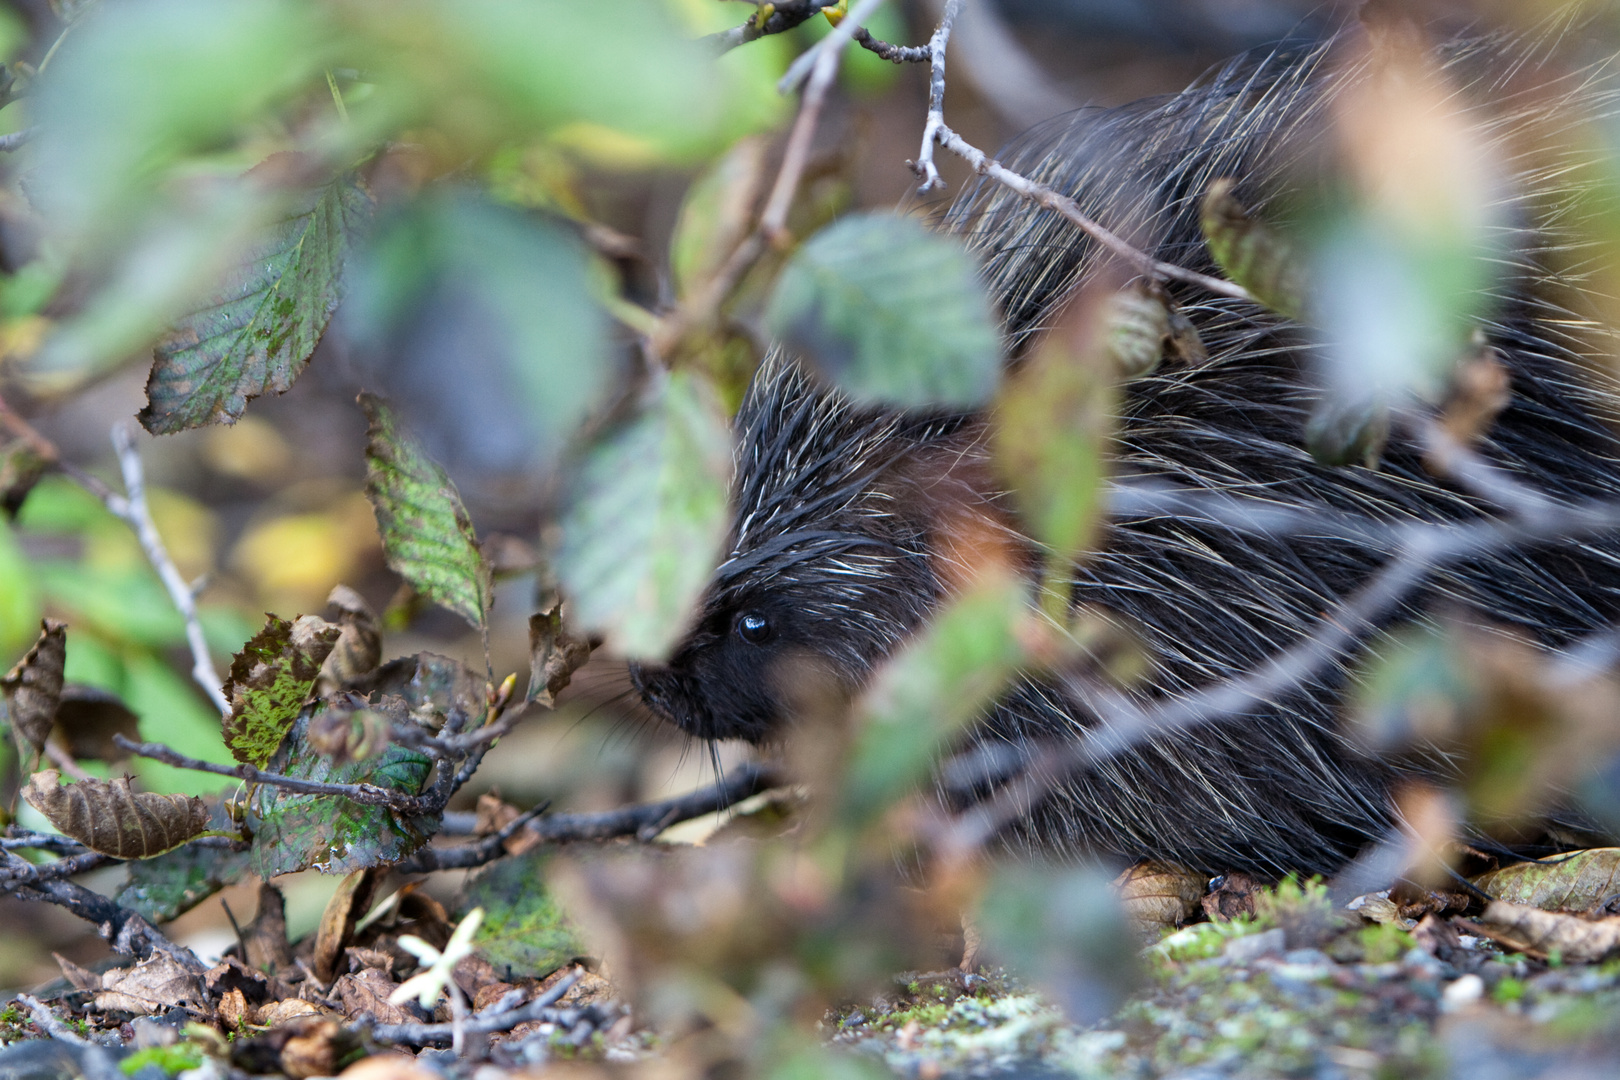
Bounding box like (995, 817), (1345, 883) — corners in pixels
(840, 573), (1029, 827)
(555, 371), (732, 659)
(1474, 849), (1620, 914)
(248, 709), (435, 878)
(223, 614), (341, 768)
(361, 394), (491, 632)
(1199, 179), (1308, 320)
(346, 192), (610, 470)
(765, 212), (1002, 409)
(30, 0), (324, 237)
(141, 174), (373, 434)
(115, 804), (253, 923)
(993, 304), (1115, 571)
(458, 849), (588, 980)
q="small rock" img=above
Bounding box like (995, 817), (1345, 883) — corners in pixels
(1441, 973), (1485, 1011)
(1223, 928), (1286, 964)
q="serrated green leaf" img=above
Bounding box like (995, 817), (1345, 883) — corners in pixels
(361, 394), (490, 632)
(554, 372), (731, 660)
(765, 212), (1001, 409)
(223, 614), (340, 768)
(459, 849), (587, 980)
(248, 709), (435, 878)
(141, 174), (373, 434)
(116, 803), (253, 923)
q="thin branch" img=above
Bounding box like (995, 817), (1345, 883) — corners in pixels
(854, 27), (932, 63)
(392, 800), (552, 874)
(912, 0), (961, 192)
(370, 969), (584, 1046)
(2, 829), (89, 855)
(778, 0), (890, 92)
(932, 123), (1254, 301)
(709, 1), (840, 54)
(108, 424), (229, 716)
(15, 994), (91, 1045)
(0, 127), (34, 153)
(0, 849), (110, 883)
(526, 761), (783, 844)
(113, 735), (437, 815)
(4, 869), (204, 971)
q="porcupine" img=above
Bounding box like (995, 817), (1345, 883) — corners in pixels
(632, 29), (1620, 878)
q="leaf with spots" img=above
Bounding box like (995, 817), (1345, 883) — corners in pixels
(140, 172), (373, 434)
(23, 771), (212, 859)
(224, 614), (341, 768)
(248, 708), (436, 878)
(361, 393), (491, 633)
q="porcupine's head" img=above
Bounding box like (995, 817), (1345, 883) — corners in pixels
(630, 354), (1000, 743)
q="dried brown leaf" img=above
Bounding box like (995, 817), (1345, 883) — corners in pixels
(244, 882), (295, 975)
(332, 967), (411, 1026)
(337, 1054), (439, 1080)
(50, 685), (140, 762)
(219, 988), (252, 1031)
(1201, 872), (1261, 923)
(22, 770), (210, 858)
(279, 1017), (342, 1080)
(527, 601), (592, 708)
(52, 952), (102, 992)
(1464, 899), (1620, 963)
(313, 868), (380, 984)
(1113, 861), (1204, 927)
(3, 618), (67, 761)
(1474, 848), (1620, 915)
(319, 585), (382, 693)
(94, 954), (205, 1015)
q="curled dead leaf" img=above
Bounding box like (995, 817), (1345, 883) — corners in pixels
(320, 585), (382, 693)
(1462, 899), (1620, 963)
(22, 770), (211, 858)
(527, 599), (592, 708)
(1473, 848), (1620, 915)
(1112, 861), (1204, 927)
(3, 619), (67, 761)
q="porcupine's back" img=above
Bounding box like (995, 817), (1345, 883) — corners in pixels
(634, 31), (1620, 878)
(942, 32), (1620, 875)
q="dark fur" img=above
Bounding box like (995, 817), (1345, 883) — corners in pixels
(634, 32), (1620, 877)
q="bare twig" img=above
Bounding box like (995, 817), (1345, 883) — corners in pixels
(2, 829), (89, 855)
(933, 123), (1254, 301)
(107, 425), (229, 716)
(778, 0), (890, 92)
(912, 0), (962, 192)
(854, 26), (931, 63)
(370, 969), (584, 1046)
(709, 1), (840, 54)
(393, 800), (552, 874)
(0, 127), (34, 153)
(1409, 411), (1560, 526)
(526, 761), (784, 844)
(4, 869), (204, 971)
(0, 849), (110, 884)
(113, 735), (437, 815)
(15, 994), (90, 1045)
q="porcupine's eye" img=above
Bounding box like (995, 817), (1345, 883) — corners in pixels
(734, 611), (772, 644)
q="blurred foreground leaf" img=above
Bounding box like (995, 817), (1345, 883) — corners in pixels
(459, 848), (588, 980)
(361, 393), (491, 633)
(142, 173), (373, 434)
(223, 614), (341, 768)
(555, 372), (731, 659)
(841, 573), (1029, 827)
(766, 212), (1001, 408)
(347, 193), (610, 473)
(976, 863), (1140, 1025)
(22, 770), (211, 858)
